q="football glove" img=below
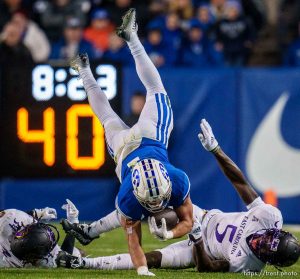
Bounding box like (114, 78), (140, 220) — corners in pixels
(198, 119), (219, 152)
(137, 266), (156, 276)
(34, 207), (57, 221)
(148, 217), (173, 241)
(62, 199), (79, 224)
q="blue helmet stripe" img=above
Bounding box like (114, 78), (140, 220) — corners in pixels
(153, 177), (160, 196)
(141, 160), (147, 171)
(146, 178), (154, 197)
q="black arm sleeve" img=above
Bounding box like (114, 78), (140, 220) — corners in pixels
(61, 234), (75, 255)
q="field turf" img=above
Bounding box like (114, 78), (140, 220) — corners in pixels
(0, 224), (299, 279)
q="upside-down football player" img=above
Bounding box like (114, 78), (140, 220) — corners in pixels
(0, 199), (81, 268)
(57, 119), (300, 273)
(62, 8), (193, 276)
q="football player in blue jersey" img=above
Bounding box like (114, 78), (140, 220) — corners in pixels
(62, 8), (193, 276)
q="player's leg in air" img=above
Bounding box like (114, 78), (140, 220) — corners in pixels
(117, 8), (173, 149)
(69, 52), (130, 164)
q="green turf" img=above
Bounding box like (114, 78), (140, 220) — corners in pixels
(0, 225), (299, 278)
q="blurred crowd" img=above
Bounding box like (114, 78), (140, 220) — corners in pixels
(1, 0), (300, 67)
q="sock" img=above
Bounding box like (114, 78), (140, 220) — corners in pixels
(88, 210), (121, 238)
(83, 254), (134, 270)
(61, 234), (75, 255)
(127, 33), (166, 95)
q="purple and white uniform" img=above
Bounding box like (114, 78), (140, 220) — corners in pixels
(202, 197), (283, 272)
(0, 209), (79, 268)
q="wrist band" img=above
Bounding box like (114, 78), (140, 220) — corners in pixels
(137, 266), (148, 274)
(166, 230), (174, 240)
(211, 145), (220, 154)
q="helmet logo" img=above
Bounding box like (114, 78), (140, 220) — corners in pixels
(159, 163), (169, 181)
(15, 227), (29, 239)
(270, 238), (280, 251)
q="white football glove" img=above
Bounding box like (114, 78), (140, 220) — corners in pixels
(198, 119), (219, 152)
(137, 266), (156, 276)
(148, 217), (173, 241)
(34, 207), (57, 221)
(61, 199), (79, 224)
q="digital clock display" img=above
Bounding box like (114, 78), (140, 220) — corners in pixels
(0, 62), (121, 178)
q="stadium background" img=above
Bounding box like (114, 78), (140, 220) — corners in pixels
(0, 0), (300, 225)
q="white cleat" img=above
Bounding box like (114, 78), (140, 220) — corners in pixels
(116, 8), (138, 42)
(70, 53), (90, 73)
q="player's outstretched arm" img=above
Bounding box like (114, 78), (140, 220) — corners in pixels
(121, 217), (155, 276)
(193, 239), (229, 272)
(198, 119), (258, 206)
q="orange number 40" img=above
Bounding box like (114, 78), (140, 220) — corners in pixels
(17, 104), (105, 170)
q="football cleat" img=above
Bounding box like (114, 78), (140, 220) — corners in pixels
(56, 251), (84, 269)
(70, 53), (90, 73)
(116, 8), (138, 41)
(61, 219), (98, 246)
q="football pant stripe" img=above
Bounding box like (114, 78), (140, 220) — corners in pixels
(160, 94), (168, 145)
(155, 94), (162, 141)
(163, 94), (172, 145)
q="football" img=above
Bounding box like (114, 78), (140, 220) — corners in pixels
(152, 208), (179, 230)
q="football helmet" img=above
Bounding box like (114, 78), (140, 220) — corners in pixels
(11, 222), (59, 263)
(132, 159), (172, 213)
(247, 228), (300, 267)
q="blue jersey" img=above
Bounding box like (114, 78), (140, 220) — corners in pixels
(116, 138), (190, 220)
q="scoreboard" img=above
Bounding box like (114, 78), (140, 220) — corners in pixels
(0, 62), (121, 178)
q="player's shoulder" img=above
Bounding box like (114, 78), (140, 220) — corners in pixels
(248, 199), (283, 229)
(248, 198), (282, 218)
(167, 166), (190, 207)
(166, 165), (190, 193)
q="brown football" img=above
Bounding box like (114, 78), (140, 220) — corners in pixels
(152, 208), (179, 230)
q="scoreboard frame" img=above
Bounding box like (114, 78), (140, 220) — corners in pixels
(0, 60), (122, 178)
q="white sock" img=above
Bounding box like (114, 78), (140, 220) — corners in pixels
(88, 210), (121, 238)
(127, 33), (166, 95)
(83, 254), (134, 270)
